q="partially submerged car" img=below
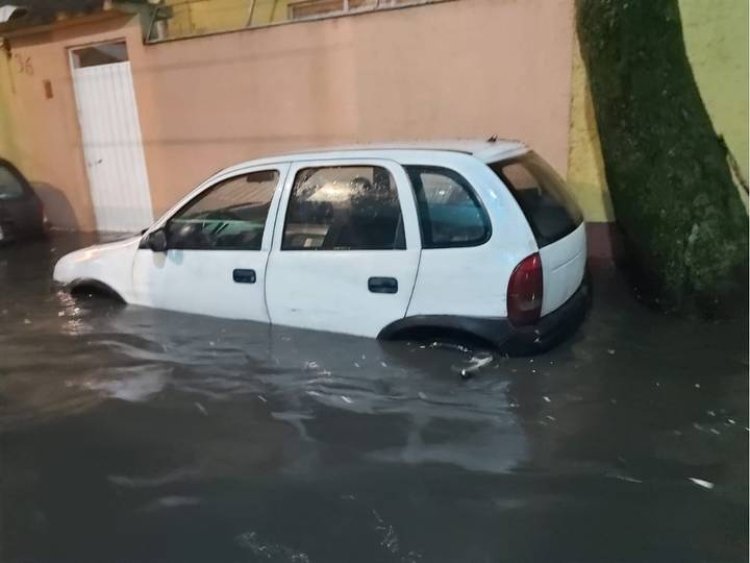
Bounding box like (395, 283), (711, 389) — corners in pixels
(0, 158), (46, 243)
(54, 140), (589, 351)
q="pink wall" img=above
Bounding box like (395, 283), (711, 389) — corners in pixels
(6, 17), (148, 230)
(5, 0), (575, 230)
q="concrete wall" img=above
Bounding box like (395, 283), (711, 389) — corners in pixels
(4, 0), (576, 230)
(3, 17), (147, 230)
(567, 0), (749, 223)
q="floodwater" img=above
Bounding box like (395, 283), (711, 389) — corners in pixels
(1, 233), (747, 563)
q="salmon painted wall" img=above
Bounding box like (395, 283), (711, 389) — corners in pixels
(138, 0), (575, 216)
(567, 0), (749, 222)
(4, 17), (148, 230)
(4, 0), (575, 230)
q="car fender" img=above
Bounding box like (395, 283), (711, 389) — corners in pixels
(53, 236), (142, 302)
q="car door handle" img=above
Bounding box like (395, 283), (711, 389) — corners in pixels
(233, 269), (256, 284)
(368, 277), (398, 294)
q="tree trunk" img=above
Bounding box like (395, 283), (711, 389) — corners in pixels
(575, 0), (747, 313)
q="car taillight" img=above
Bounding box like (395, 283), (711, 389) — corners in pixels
(507, 252), (543, 326)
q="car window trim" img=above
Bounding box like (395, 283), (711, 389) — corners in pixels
(141, 165), (287, 251)
(277, 159), (417, 253)
(404, 165), (492, 249)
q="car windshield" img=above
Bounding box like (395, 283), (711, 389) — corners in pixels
(489, 153), (583, 247)
(0, 165), (25, 200)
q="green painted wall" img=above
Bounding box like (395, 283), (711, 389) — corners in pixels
(568, 0), (748, 222)
(680, 0), (748, 180)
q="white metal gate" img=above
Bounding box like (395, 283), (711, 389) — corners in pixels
(70, 41), (153, 232)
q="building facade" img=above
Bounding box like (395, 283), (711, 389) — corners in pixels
(0, 0), (746, 255)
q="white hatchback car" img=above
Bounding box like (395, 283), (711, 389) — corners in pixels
(54, 140), (589, 351)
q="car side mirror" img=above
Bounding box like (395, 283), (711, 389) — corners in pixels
(147, 229), (168, 253)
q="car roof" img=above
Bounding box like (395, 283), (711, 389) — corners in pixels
(220, 139), (528, 175)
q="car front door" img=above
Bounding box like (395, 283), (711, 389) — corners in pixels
(131, 164), (289, 321)
(265, 159), (421, 338)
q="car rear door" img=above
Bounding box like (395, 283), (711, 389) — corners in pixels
(131, 164), (289, 321)
(265, 159), (421, 338)
(489, 153), (586, 316)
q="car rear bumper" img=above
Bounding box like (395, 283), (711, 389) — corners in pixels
(378, 277), (591, 353)
(504, 276), (591, 353)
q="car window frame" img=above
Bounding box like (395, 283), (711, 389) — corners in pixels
(0, 158), (33, 201)
(404, 165), (492, 249)
(272, 158), (421, 253)
(142, 164), (290, 252)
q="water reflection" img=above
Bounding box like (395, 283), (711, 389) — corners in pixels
(0, 233), (747, 562)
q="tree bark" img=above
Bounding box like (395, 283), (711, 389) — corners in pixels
(575, 0), (747, 313)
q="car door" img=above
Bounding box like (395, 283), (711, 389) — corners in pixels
(265, 159), (421, 338)
(0, 159), (44, 241)
(131, 164), (290, 321)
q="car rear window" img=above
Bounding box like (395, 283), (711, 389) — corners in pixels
(0, 165), (25, 200)
(489, 153), (583, 247)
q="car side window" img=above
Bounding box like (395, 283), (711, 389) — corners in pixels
(167, 170), (279, 250)
(0, 164), (26, 200)
(282, 166), (405, 250)
(405, 166), (491, 248)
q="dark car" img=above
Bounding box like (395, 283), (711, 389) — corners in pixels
(0, 158), (46, 243)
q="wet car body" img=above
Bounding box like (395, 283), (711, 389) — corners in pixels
(54, 140), (588, 352)
(0, 158), (45, 243)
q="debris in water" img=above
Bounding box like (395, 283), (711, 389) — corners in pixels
(256, 395), (267, 403)
(418, 392), (428, 400)
(209, 341), (215, 347)
(706, 410), (716, 417)
(694, 383), (701, 389)
(354, 362), (361, 368)
(194, 402), (208, 416)
(380, 361), (388, 368)
(610, 472), (643, 484)
(607, 349), (616, 355)
(689, 478), (714, 490)
(459, 355), (493, 379)
(23, 318), (31, 324)
(543, 396), (551, 403)
(709, 428), (721, 435)
(545, 415), (556, 421)
(341, 396), (353, 404)
(304, 361), (319, 370)
(727, 418), (735, 425)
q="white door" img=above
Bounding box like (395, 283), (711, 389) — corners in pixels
(265, 159), (422, 338)
(70, 41), (153, 232)
(131, 165), (289, 321)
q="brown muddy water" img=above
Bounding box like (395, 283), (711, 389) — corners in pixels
(0, 233), (747, 562)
